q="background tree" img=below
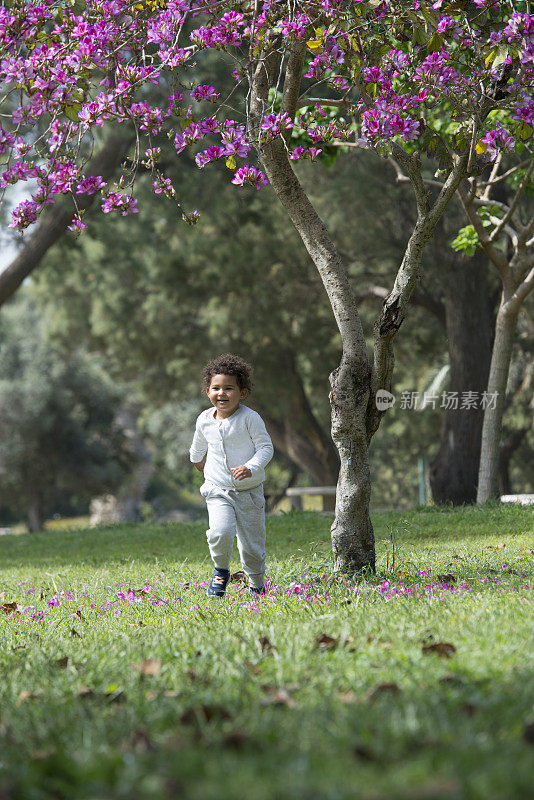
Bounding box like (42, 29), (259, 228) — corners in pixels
(0, 297), (133, 531)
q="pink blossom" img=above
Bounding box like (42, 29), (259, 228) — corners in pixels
(231, 165), (269, 190)
(76, 176), (107, 195)
(190, 84), (220, 102)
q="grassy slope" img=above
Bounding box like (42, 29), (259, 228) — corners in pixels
(0, 505), (533, 800)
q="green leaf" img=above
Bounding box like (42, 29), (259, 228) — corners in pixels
(484, 48), (497, 69)
(64, 103), (81, 122)
(451, 225), (479, 257)
(427, 33), (443, 53)
(517, 122), (533, 142)
(493, 46), (510, 69)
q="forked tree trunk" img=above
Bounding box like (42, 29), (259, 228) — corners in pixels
(477, 300), (519, 502)
(250, 45), (467, 572)
(250, 47), (376, 572)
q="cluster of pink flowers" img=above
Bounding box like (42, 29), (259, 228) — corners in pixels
(231, 166), (269, 191)
(101, 192), (138, 216)
(0, 0), (532, 232)
(4, 565), (532, 626)
(190, 84), (220, 102)
(479, 125), (516, 159)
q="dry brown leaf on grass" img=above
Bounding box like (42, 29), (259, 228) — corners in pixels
(422, 642), (457, 658)
(133, 659), (161, 676)
(314, 633), (339, 651)
(260, 687), (297, 708)
(243, 660), (262, 675)
(436, 574), (456, 583)
(258, 636), (275, 653)
(486, 543), (506, 549)
(54, 656), (69, 668)
(17, 690), (41, 705)
(70, 628), (81, 638)
(2, 601), (21, 614)
(366, 682), (401, 702)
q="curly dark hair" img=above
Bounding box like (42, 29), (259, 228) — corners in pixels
(202, 354), (253, 392)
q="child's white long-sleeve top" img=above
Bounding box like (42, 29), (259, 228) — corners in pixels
(189, 405), (273, 491)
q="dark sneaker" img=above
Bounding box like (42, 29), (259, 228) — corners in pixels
(250, 585), (266, 596)
(207, 568), (230, 597)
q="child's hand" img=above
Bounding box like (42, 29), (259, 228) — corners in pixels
(232, 465), (252, 481)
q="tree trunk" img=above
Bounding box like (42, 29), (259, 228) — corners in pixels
(27, 492), (44, 532)
(330, 356), (375, 572)
(477, 299), (519, 502)
(430, 252), (492, 503)
(250, 46), (375, 572)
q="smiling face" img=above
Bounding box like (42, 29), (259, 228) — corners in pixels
(206, 373), (248, 419)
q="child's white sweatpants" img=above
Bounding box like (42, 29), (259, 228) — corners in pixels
(200, 482), (266, 588)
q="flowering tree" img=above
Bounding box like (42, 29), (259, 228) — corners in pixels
(1, 0), (533, 571)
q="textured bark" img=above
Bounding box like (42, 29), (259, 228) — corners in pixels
(456, 183), (534, 504)
(329, 356), (375, 572)
(477, 301), (519, 501)
(430, 252), (492, 504)
(0, 130), (133, 307)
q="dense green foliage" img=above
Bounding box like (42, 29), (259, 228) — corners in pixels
(0, 299), (132, 529)
(0, 507), (532, 799)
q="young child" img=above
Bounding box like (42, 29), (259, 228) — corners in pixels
(189, 354), (274, 597)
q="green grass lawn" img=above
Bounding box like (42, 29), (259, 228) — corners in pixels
(0, 505), (533, 800)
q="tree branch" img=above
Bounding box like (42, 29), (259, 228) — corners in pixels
(281, 42), (307, 122)
(0, 129), (133, 307)
(296, 96), (351, 110)
(457, 182), (509, 280)
(489, 158), (534, 243)
(368, 152), (469, 437)
(355, 283), (446, 326)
